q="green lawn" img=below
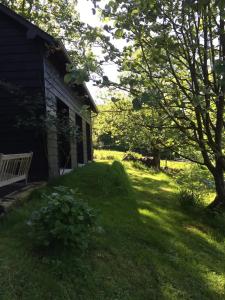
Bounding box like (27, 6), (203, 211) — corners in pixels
(94, 149), (192, 169)
(0, 151), (225, 299)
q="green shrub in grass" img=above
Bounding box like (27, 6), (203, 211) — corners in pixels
(178, 189), (200, 210)
(27, 186), (97, 252)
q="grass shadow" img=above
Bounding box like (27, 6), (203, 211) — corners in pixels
(129, 167), (225, 299)
(0, 160), (225, 299)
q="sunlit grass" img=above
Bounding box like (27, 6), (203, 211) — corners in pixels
(94, 149), (192, 170)
(0, 150), (224, 299)
(161, 159), (192, 169)
(94, 149), (124, 161)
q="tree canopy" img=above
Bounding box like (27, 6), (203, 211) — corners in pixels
(91, 0), (225, 208)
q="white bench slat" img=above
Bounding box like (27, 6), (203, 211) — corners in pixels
(0, 176), (26, 188)
(0, 153), (33, 188)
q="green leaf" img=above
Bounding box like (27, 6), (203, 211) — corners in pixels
(64, 73), (72, 84)
(115, 29), (124, 38)
(131, 8), (139, 15)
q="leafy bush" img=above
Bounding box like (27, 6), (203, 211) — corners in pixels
(27, 186), (97, 251)
(178, 189), (200, 210)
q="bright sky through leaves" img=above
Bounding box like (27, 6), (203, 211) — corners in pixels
(77, 0), (120, 104)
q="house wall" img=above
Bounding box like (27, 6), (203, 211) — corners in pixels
(43, 58), (92, 177)
(0, 11), (48, 180)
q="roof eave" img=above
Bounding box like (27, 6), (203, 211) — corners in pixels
(83, 83), (98, 114)
(0, 3), (98, 114)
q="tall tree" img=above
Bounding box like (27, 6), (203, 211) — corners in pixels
(94, 0), (225, 208)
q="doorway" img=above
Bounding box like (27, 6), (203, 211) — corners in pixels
(56, 99), (71, 170)
(76, 114), (84, 164)
(86, 122), (92, 161)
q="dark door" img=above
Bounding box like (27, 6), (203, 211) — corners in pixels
(76, 114), (84, 164)
(56, 99), (71, 169)
(86, 122), (92, 161)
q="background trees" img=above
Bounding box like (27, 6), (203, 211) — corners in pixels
(94, 94), (179, 168)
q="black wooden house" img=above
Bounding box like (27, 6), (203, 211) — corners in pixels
(0, 4), (98, 180)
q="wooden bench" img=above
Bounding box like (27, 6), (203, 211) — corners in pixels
(0, 153), (33, 188)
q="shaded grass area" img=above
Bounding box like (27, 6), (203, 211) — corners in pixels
(0, 156), (225, 299)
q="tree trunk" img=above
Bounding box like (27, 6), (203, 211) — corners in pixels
(208, 164), (225, 209)
(152, 148), (160, 169)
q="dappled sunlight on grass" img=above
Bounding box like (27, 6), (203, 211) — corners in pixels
(161, 160), (192, 170)
(160, 186), (177, 193)
(0, 150), (225, 299)
(203, 271), (225, 295)
(204, 192), (216, 205)
(118, 157), (225, 299)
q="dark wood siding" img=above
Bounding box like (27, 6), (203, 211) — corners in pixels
(0, 12), (44, 87)
(44, 58), (92, 176)
(0, 11), (48, 180)
(44, 58), (88, 114)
